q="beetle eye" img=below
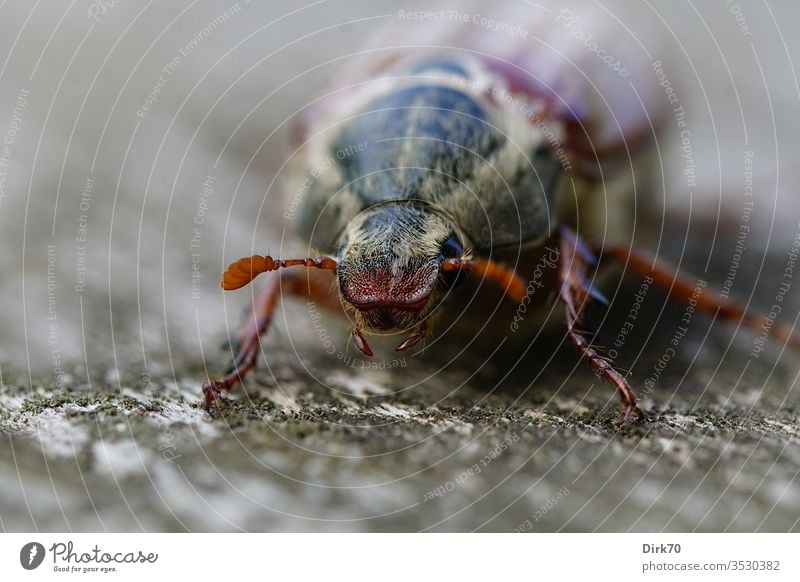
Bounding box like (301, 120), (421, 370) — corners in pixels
(440, 233), (463, 259)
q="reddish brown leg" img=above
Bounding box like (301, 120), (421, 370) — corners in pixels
(202, 269), (339, 410)
(559, 227), (643, 424)
(203, 277), (279, 409)
(596, 242), (800, 351)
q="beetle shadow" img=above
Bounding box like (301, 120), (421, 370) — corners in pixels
(414, 269), (754, 419)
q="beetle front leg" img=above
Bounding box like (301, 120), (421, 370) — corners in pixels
(202, 268), (339, 411)
(202, 275), (281, 410)
(558, 226), (644, 424)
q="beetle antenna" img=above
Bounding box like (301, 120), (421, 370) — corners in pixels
(441, 256), (527, 303)
(221, 254), (337, 290)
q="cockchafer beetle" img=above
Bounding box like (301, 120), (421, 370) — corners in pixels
(201, 8), (800, 423)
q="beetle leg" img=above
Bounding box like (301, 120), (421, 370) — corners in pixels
(558, 226), (643, 424)
(594, 242), (800, 352)
(203, 268), (340, 411)
(203, 275), (281, 410)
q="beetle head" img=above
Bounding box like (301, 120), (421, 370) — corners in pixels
(219, 200), (527, 356)
(336, 202), (468, 350)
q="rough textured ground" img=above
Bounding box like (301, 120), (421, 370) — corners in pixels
(1, 0), (800, 532)
(2, 257), (800, 532)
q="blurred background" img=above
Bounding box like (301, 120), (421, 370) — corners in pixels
(1, 0), (799, 532)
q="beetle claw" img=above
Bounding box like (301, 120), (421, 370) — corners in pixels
(353, 327), (374, 357)
(395, 322), (428, 352)
(202, 380), (229, 411)
(616, 400), (644, 426)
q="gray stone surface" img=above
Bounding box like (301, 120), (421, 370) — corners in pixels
(2, 260), (800, 532)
